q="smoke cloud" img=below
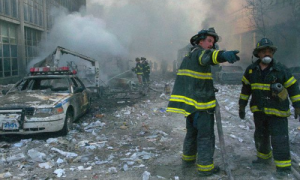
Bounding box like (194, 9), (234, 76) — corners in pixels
(30, 0), (247, 81)
(27, 6), (129, 81)
(87, 0), (246, 64)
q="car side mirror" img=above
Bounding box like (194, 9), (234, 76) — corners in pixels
(73, 87), (84, 93)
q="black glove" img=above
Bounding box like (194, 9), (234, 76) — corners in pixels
(221, 50), (240, 64)
(239, 105), (246, 119)
(294, 107), (300, 121)
(131, 67), (135, 72)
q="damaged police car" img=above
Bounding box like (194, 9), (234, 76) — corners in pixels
(0, 66), (91, 135)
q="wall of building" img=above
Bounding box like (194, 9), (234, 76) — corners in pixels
(228, 0), (300, 67)
(0, 0), (86, 84)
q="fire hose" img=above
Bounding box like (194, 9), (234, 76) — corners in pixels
(215, 101), (234, 180)
(106, 70), (132, 83)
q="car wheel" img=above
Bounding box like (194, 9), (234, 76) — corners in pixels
(60, 111), (74, 135)
(86, 98), (92, 113)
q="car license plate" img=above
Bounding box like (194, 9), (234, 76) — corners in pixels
(2, 122), (19, 130)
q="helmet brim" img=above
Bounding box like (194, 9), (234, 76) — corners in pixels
(190, 32), (219, 46)
(253, 46), (277, 57)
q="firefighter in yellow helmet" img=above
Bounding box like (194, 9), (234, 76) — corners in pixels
(239, 37), (300, 177)
(167, 27), (240, 176)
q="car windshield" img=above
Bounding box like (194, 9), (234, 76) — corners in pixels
(10, 77), (70, 93)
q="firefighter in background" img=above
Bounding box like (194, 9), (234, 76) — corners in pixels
(239, 38), (300, 177)
(141, 57), (150, 87)
(167, 27), (240, 176)
(132, 58), (143, 85)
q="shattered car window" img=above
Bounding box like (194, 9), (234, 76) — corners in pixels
(10, 77), (70, 93)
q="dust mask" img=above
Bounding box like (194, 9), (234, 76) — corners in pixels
(262, 57), (272, 64)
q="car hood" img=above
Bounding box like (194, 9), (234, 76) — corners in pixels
(0, 91), (71, 108)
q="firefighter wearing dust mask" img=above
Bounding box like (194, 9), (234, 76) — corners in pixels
(239, 37), (300, 176)
(167, 27), (240, 176)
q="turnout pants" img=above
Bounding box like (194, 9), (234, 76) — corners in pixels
(253, 112), (291, 170)
(142, 74), (150, 85)
(182, 111), (216, 172)
(136, 74), (142, 84)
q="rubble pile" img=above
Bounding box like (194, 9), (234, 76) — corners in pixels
(0, 83), (299, 179)
(0, 82), (175, 179)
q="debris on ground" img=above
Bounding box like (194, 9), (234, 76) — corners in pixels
(0, 79), (299, 179)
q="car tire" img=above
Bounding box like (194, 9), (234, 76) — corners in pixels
(86, 98), (92, 113)
(60, 111), (74, 136)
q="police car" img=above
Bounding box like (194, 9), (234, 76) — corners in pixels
(0, 66), (91, 135)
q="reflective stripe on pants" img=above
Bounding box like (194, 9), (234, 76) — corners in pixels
(182, 111), (216, 171)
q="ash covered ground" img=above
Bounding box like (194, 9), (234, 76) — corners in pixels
(0, 74), (300, 180)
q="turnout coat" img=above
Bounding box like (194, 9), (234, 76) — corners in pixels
(167, 45), (226, 116)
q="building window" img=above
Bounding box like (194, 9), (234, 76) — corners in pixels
(0, 0), (3, 14)
(0, 46), (2, 78)
(11, 0), (17, 18)
(0, 0), (18, 19)
(0, 59), (2, 77)
(0, 21), (18, 78)
(24, 1), (28, 21)
(4, 0), (10, 16)
(1, 24), (9, 43)
(25, 27), (41, 66)
(24, 0), (43, 27)
(4, 57), (10, 77)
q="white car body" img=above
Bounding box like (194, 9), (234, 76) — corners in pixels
(0, 72), (91, 135)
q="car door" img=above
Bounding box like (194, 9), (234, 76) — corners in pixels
(74, 77), (89, 112)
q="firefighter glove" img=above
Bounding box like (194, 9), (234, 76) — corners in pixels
(221, 50), (240, 64)
(294, 107), (300, 120)
(239, 105), (246, 119)
(131, 67), (135, 72)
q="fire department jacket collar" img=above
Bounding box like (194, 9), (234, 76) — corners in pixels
(250, 59), (282, 72)
(190, 45), (203, 52)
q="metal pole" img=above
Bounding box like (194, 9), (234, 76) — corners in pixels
(215, 101), (234, 180)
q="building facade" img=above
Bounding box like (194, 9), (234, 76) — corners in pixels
(228, 0), (300, 67)
(0, 0), (86, 84)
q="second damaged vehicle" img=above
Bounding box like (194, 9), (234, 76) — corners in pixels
(215, 65), (244, 84)
(0, 67), (91, 135)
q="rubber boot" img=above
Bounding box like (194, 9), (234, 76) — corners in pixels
(275, 167), (292, 179)
(181, 160), (195, 176)
(198, 166), (220, 177)
(182, 159), (195, 169)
